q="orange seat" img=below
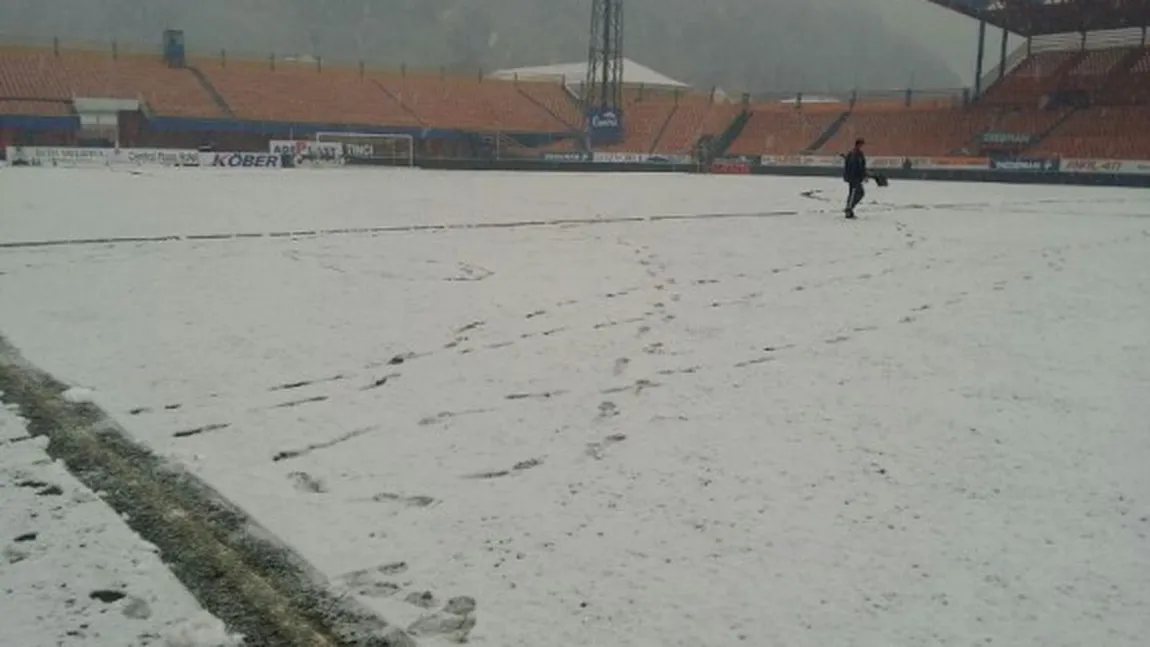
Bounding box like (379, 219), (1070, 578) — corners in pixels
(1031, 106), (1150, 159)
(652, 95), (742, 154)
(374, 74), (566, 132)
(727, 103), (842, 156)
(515, 81), (582, 130)
(594, 95), (676, 153)
(0, 99), (72, 116)
(194, 59), (418, 127)
(0, 46), (224, 118)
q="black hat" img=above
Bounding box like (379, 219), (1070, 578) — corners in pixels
(855, 138), (865, 146)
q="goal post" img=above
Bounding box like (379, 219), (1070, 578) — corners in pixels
(315, 132), (415, 167)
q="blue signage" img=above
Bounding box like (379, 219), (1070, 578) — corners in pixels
(587, 107), (623, 145)
(988, 157), (1060, 172)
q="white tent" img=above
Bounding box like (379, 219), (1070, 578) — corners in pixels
(488, 58), (689, 90)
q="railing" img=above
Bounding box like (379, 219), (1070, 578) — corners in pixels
(0, 30), (497, 81)
(978, 44), (1030, 95)
(4, 29), (1146, 107)
(745, 87), (968, 108)
(978, 27), (1149, 93)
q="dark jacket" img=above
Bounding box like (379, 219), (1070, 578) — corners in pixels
(843, 148), (867, 183)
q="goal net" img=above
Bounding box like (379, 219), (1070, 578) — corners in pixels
(315, 132), (414, 167)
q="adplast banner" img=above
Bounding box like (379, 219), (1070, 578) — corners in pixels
(268, 140), (344, 166)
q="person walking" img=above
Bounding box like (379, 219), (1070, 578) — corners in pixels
(842, 138), (868, 219)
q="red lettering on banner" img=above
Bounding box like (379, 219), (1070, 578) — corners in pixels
(712, 161), (750, 175)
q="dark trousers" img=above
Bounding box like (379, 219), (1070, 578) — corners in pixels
(846, 181), (865, 210)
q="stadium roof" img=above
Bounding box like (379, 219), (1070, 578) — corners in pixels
(488, 58), (689, 89)
(926, 0), (1150, 36)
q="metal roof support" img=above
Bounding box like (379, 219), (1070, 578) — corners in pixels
(974, 18), (988, 97)
(999, 26), (1009, 80)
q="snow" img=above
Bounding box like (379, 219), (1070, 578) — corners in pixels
(61, 386), (96, 403)
(161, 614), (244, 647)
(1, 167), (1149, 646)
(0, 403), (242, 647)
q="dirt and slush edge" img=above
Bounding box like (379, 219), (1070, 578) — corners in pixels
(0, 336), (416, 647)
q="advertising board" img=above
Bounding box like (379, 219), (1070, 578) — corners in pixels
(200, 152), (284, 168)
(760, 155), (839, 167)
(542, 152), (591, 162)
(909, 156), (990, 171)
(988, 158), (1060, 172)
(1060, 158), (1150, 175)
(711, 159), (752, 174)
(593, 152), (650, 164)
(4, 146), (201, 167)
(5, 146), (113, 166)
(119, 148), (200, 166)
(587, 108), (623, 145)
(647, 154), (692, 165)
(268, 140), (344, 167)
(868, 156), (907, 169)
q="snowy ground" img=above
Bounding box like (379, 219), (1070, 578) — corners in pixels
(1, 167), (1149, 646)
(0, 404), (240, 647)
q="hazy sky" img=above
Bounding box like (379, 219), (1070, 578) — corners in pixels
(869, 0), (989, 83)
(0, 0), (1023, 88)
(871, 0), (1010, 84)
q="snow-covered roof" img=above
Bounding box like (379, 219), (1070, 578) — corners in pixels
(488, 58), (689, 89)
(779, 95), (842, 104)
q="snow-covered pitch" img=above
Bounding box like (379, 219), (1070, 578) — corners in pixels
(0, 403), (242, 647)
(1, 167), (1148, 646)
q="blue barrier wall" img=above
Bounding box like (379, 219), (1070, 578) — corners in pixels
(145, 116), (572, 144)
(0, 115), (80, 131)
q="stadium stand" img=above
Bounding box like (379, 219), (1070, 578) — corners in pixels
(194, 59), (417, 127)
(0, 99), (72, 117)
(596, 90), (677, 153)
(726, 103), (843, 156)
(980, 49), (1084, 105)
(514, 81), (583, 130)
(0, 46), (223, 118)
(821, 104), (974, 157)
(0, 46), (73, 99)
(373, 74), (570, 132)
(1029, 105), (1150, 159)
(652, 94), (741, 155)
(1098, 46), (1150, 104)
(1066, 47), (1129, 78)
(5, 11), (1150, 164)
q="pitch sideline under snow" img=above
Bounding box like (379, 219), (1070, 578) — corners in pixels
(0, 168), (1148, 646)
(0, 403), (242, 647)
